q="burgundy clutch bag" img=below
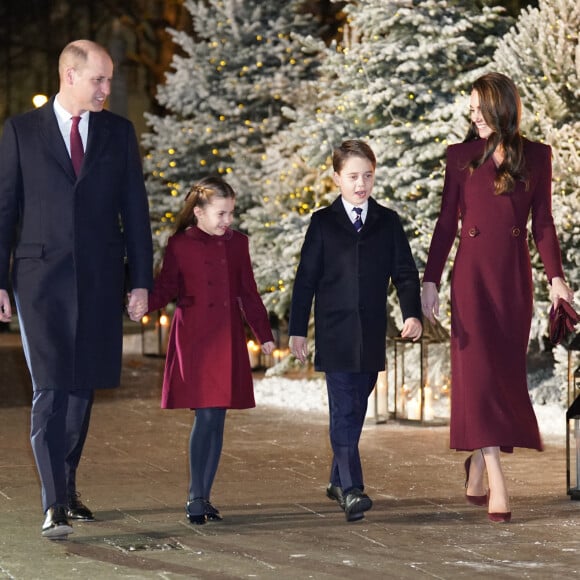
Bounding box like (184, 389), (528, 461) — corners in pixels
(549, 298), (579, 345)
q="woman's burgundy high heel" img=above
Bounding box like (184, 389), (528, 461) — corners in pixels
(464, 455), (488, 507)
(488, 511), (512, 523)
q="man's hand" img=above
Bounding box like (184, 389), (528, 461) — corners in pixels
(127, 288), (148, 322)
(289, 336), (308, 364)
(0, 289), (12, 323)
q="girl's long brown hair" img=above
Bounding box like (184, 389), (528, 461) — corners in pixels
(465, 73), (527, 195)
(174, 175), (236, 234)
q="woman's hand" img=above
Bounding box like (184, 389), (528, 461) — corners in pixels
(550, 277), (574, 308)
(421, 282), (440, 324)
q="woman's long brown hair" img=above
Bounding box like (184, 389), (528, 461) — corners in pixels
(465, 73), (527, 195)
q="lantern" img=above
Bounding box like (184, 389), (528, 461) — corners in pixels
(389, 318), (450, 424)
(565, 334), (580, 500)
(566, 391), (580, 500)
(141, 309), (171, 357)
(566, 334), (580, 406)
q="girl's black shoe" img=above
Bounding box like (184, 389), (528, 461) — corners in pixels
(186, 498), (207, 525)
(204, 500), (223, 521)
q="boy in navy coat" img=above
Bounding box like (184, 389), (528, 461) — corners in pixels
(289, 140), (422, 522)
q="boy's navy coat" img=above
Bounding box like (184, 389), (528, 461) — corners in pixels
(289, 196), (421, 372)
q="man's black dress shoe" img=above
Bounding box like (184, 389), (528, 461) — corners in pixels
(186, 498), (207, 525)
(67, 493), (95, 521)
(326, 483), (345, 510)
(42, 506), (74, 539)
(344, 488), (373, 522)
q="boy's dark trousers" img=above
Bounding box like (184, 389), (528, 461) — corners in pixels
(326, 371), (377, 493)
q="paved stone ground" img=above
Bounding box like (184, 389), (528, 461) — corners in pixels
(0, 332), (579, 579)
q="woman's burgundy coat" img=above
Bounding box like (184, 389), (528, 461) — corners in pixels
(148, 227), (273, 410)
(424, 139), (564, 452)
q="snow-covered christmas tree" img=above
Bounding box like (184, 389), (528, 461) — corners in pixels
(142, 0), (317, 261)
(244, 0), (510, 328)
(493, 0), (579, 402)
(494, 0), (579, 345)
(241, 30), (367, 319)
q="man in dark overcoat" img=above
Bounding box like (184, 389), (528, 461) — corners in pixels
(289, 140), (422, 522)
(0, 40), (153, 539)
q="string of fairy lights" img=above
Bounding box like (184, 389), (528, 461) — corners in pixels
(145, 6), (578, 316)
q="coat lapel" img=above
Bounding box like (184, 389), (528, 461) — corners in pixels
(37, 98), (75, 179)
(330, 196), (358, 235)
(361, 197), (381, 235)
(82, 111), (110, 177)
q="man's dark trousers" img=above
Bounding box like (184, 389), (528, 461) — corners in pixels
(30, 389), (94, 512)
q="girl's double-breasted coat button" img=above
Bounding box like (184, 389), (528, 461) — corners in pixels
(511, 227), (521, 237)
(468, 227), (479, 238)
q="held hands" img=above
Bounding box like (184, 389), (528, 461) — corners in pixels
(127, 288), (148, 322)
(421, 281), (440, 324)
(0, 289), (12, 323)
(550, 277), (574, 308)
(289, 335), (308, 364)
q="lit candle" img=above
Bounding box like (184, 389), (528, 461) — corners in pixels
(247, 340), (261, 369)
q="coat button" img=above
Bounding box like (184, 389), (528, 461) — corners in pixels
(511, 227), (521, 237)
(468, 227), (479, 238)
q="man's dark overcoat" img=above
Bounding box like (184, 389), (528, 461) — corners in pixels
(289, 196), (421, 372)
(0, 97), (153, 390)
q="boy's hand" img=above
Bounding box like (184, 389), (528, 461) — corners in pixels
(401, 317), (422, 342)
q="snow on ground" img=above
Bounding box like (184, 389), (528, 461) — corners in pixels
(253, 368), (568, 443)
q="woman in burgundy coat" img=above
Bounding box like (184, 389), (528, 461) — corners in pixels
(422, 73), (574, 523)
(146, 176), (275, 524)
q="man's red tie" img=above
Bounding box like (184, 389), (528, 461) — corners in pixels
(70, 116), (84, 176)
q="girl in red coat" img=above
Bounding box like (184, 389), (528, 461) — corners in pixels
(422, 73), (574, 523)
(147, 176), (275, 524)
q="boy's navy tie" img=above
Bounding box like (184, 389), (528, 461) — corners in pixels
(353, 207), (363, 232)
